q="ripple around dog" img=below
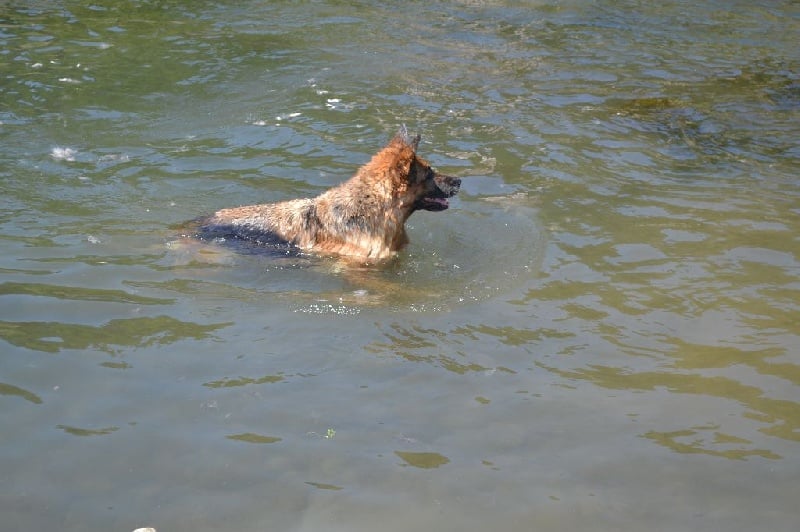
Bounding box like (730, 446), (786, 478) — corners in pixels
(163, 194), (543, 314)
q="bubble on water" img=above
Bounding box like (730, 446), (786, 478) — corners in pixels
(51, 147), (77, 161)
(98, 153), (130, 162)
(246, 113), (269, 126)
(294, 303), (361, 315)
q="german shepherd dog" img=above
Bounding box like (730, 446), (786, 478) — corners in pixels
(194, 128), (460, 260)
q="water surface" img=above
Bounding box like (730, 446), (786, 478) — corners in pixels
(1, 1), (799, 531)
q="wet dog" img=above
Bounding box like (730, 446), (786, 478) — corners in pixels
(194, 128), (460, 260)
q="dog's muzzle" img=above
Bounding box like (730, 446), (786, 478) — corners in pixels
(418, 174), (461, 211)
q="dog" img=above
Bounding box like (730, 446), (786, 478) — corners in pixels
(193, 127), (460, 260)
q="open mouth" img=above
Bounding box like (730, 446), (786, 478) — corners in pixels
(418, 196), (450, 211)
(416, 174), (460, 212)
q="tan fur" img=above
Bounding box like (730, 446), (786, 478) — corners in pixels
(197, 130), (460, 260)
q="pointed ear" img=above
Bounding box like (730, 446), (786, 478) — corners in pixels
(409, 133), (420, 151)
(394, 125), (420, 152)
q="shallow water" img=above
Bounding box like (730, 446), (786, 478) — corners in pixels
(1, 1), (799, 531)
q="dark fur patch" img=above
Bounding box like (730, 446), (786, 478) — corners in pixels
(190, 217), (300, 256)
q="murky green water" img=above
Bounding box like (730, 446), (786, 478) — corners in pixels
(2, 1), (799, 531)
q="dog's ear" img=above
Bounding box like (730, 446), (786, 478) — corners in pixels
(396, 125), (421, 152)
(409, 133), (421, 152)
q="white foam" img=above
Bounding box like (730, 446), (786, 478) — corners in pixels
(98, 153), (130, 162)
(275, 112), (302, 121)
(51, 147), (77, 161)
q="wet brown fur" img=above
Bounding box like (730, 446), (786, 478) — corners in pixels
(197, 130), (460, 260)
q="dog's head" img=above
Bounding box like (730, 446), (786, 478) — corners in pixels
(409, 158), (461, 212)
(390, 127), (461, 213)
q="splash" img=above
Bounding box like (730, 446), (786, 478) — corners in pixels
(51, 147), (77, 161)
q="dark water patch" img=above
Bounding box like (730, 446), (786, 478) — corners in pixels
(99, 361), (132, 370)
(0, 382), (43, 405)
(0, 282), (173, 305)
(226, 433), (282, 444)
(452, 324), (574, 347)
(595, 63), (800, 165)
(126, 278), (270, 300)
(24, 252), (166, 267)
(56, 424), (119, 437)
(204, 374), (284, 389)
(0, 267), (54, 276)
(364, 323), (491, 375)
(643, 428), (781, 461)
(305, 481), (343, 491)
(0, 316), (231, 354)
(540, 363), (800, 445)
(395, 451), (450, 469)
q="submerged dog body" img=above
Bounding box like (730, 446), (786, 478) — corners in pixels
(197, 130), (460, 260)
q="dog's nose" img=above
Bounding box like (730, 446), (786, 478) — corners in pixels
(442, 175), (461, 195)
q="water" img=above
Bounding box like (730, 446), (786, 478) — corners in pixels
(1, 1), (799, 531)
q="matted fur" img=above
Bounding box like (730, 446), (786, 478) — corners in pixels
(195, 129), (460, 260)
